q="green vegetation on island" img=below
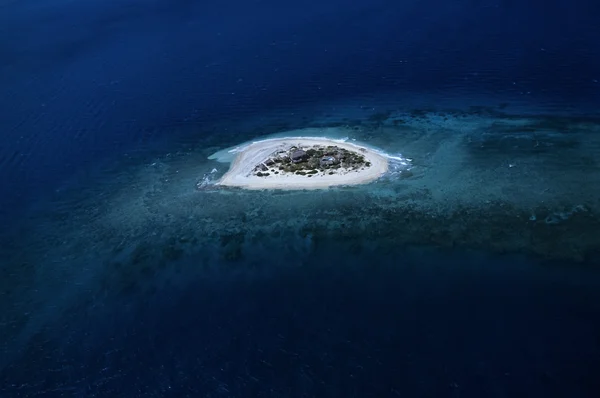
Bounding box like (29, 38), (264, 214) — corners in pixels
(253, 145), (369, 177)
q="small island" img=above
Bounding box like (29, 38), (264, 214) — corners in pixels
(254, 144), (372, 177)
(215, 137), (389, 190)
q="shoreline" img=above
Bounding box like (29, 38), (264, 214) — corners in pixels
(215, 137), (389, 189)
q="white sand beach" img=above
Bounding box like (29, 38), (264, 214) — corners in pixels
(215, 137), (389, 189)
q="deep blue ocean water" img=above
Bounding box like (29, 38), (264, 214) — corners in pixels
(2, 0), (600, 397)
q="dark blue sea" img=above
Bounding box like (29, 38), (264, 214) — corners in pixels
(2, 1), (600, 397)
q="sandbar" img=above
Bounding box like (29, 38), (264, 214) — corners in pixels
(216, 137), (389, 190)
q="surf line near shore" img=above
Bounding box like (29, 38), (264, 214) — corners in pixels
(213, 137), (389, 190)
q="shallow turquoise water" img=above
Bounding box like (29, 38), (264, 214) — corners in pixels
(2, 105), (600, 396)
